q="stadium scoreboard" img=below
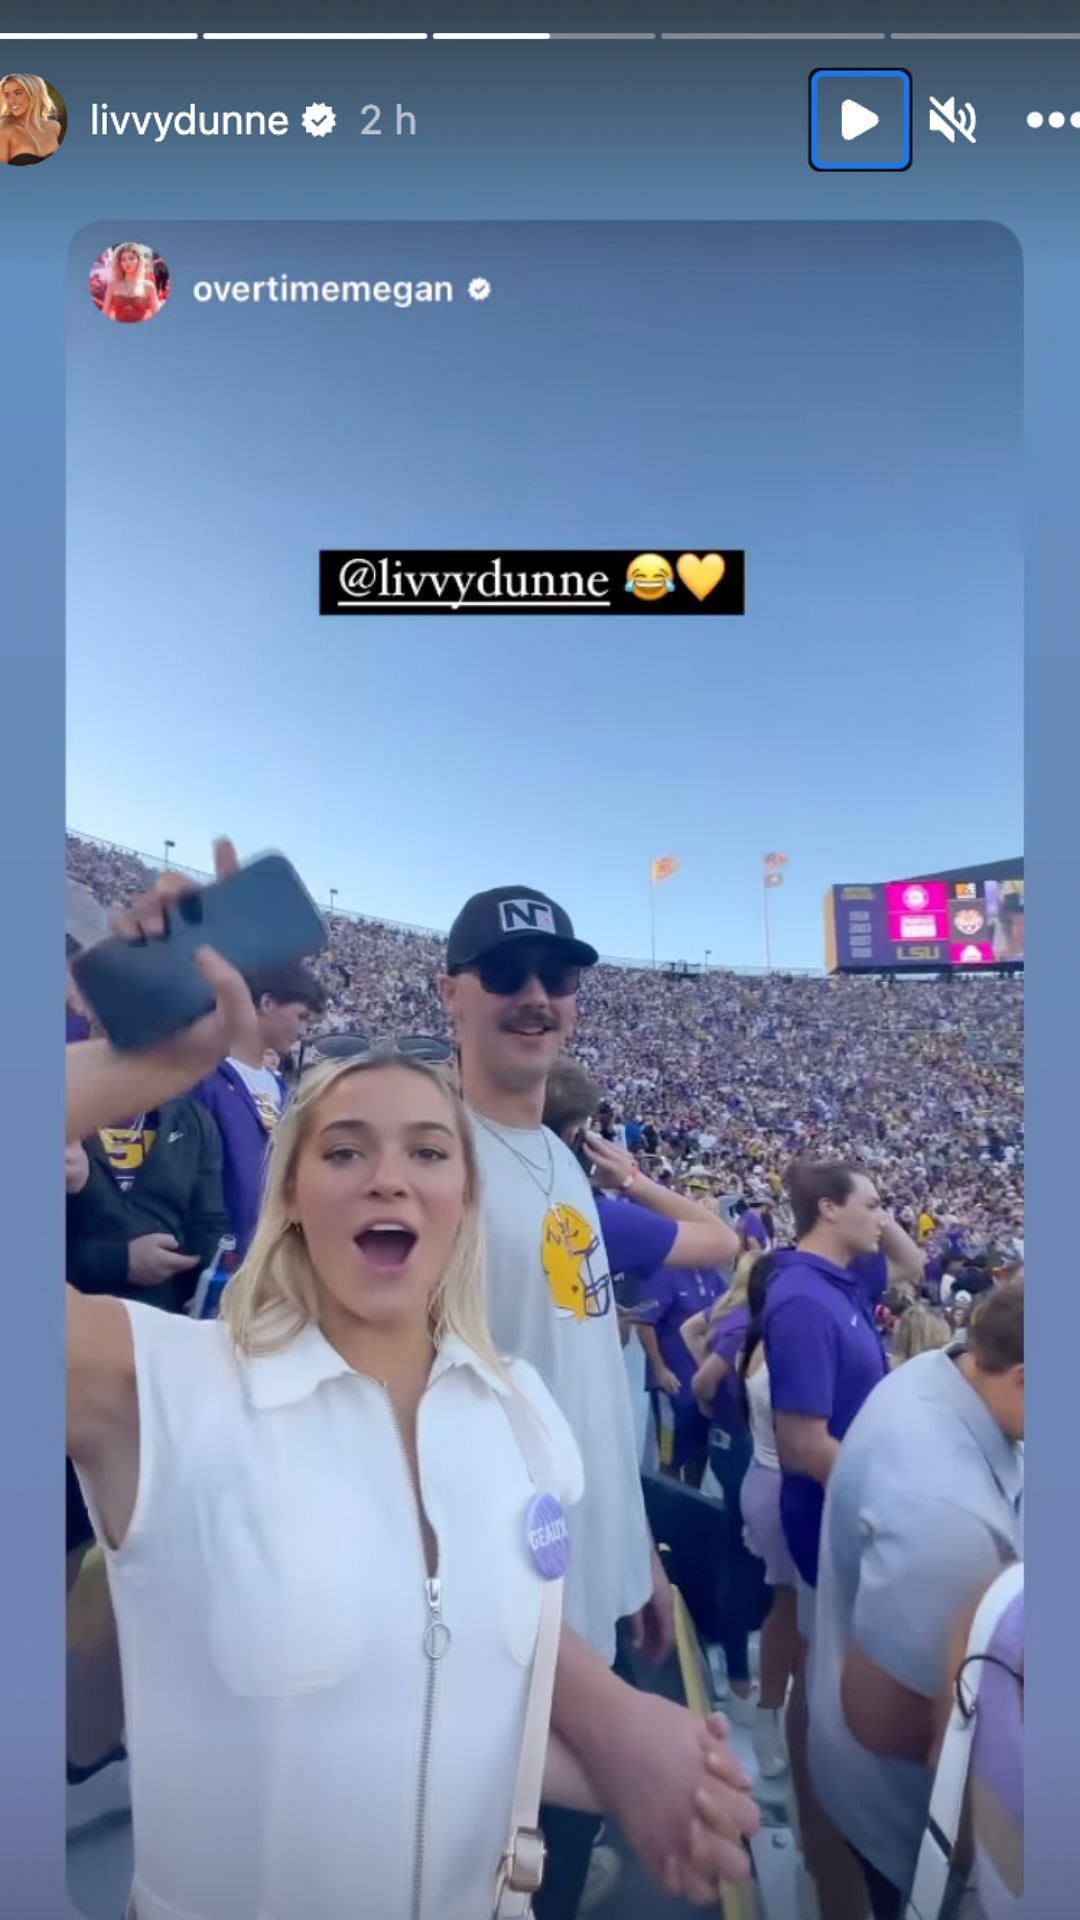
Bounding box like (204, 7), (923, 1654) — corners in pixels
(825, 861), (1024, 975)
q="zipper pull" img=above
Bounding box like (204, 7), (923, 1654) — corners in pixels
(423, 1577), (451, 1660)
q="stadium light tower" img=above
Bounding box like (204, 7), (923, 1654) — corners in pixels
(705, 948), (712, 971)
(330, 888), (338, 914)
(163, 837), (175, 869)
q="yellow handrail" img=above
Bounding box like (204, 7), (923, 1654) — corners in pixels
(670, 1579), (760, 1920)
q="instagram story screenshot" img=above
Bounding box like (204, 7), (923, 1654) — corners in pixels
(0, 4), (1070, 1919)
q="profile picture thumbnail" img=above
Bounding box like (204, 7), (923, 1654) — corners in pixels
(0, 74), (67, 166)
(89, 244), (171, 325)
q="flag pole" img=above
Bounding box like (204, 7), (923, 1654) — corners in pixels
(762, 873), (772, 971)
(650, 869), (657, 969)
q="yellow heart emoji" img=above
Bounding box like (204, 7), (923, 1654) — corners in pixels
(676, 552), (726, 602)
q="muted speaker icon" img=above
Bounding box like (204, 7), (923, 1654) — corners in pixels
(929, 96), (977, 144)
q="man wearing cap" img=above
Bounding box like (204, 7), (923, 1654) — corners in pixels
(441, 886), (745, 1917)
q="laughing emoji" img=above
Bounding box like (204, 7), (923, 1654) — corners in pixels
(626, 553), (675, 602)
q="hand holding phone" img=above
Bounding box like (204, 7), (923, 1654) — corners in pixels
(72, 842), (326, 1052)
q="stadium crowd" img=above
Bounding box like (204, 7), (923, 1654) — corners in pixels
(63, 831), (1024, 1920)
(65, 833), (1023, 1265)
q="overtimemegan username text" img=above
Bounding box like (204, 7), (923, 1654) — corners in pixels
(192, 278), (454, 306)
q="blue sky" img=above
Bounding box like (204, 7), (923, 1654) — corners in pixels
(67, 221), (1021, 968)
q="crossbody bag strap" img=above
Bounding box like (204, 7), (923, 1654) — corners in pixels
(495, 1574), (564, 1919)
(493, 1384), (569, 1920)
(904, 1560), (1023, 1920)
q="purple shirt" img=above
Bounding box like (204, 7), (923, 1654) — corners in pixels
(706, 1302), (752, 1433)
(772, 1246), (888, 1309)
(764, 1250), (888, 1586)
(851, 1249), (888, 1310)
(191, 1062), (282, 1259)
(595, 1194), (678, 1299)
(636, 1267), (725, 1400)
(740, 1209), (768, 1248)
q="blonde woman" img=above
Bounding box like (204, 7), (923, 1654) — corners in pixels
(0, 73), (62, 163)
(683, 1247), (761, 1428)
(102, 243), (162, 323)
(890, 1300), (951, 1367)
(735, 1256), (799, 1783)
(65, 848), (760, 1919)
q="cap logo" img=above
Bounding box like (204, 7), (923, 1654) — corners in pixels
(498, 899), (557, 937)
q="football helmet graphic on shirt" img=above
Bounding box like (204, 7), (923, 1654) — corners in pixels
(541, 1203), (612, 1322)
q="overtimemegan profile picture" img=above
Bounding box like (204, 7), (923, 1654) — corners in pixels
(0, 73), (67, 165)
(89, 244), (171, 324)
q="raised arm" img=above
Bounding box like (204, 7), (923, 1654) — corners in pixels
(65, 841), (257, 1545)
(880, 1214), (924, 1293)
(585, 1135), (739, 1269)
(66, 840), (254, 1143)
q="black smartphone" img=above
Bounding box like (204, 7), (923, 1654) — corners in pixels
(71, 853), (327, 1052)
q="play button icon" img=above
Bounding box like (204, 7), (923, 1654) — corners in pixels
(841, 98), (879, 141)
(810, 69), (912, 170)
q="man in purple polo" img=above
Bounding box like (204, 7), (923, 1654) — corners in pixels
(191, 961), (325, 1256)
(765, 1162), (893, 1598)
(764, 1157), (917, 1920)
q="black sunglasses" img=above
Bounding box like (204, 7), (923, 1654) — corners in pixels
(458, 950), (582, 999)
(299, 1031), (454, 1073)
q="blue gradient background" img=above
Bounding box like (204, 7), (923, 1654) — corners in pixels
(67, 220), (1019, 965)
(2, 10), (1071, 1916)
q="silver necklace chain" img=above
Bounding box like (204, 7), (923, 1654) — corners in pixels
(473, 1111), (556, 1204)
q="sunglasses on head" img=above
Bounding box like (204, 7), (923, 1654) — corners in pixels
(298, 1031), (454, 1074)
(457, 948), (582, 999)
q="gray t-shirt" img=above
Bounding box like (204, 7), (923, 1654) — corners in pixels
(472, 1115), (652, 1662)
(808, 1348), (1023, 1895)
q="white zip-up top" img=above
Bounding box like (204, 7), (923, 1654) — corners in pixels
(80, 1301), (583, 1920)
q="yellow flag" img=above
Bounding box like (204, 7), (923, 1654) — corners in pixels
(651, 855), (678, 884)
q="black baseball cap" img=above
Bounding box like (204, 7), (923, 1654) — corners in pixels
(446, 886), (599, 973)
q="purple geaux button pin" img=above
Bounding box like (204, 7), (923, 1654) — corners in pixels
(525, 1492), (570, 1580)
